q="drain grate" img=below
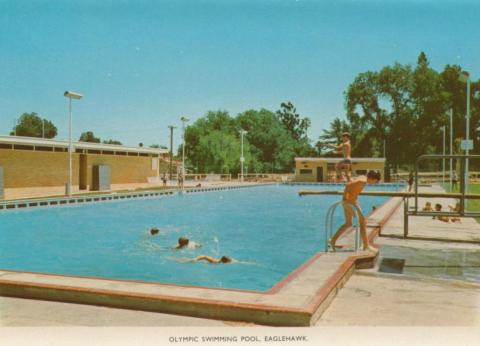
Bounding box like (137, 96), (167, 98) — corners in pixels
(379, 258), (405, 274)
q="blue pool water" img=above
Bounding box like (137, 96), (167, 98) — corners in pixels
(0, 184), (399, 291)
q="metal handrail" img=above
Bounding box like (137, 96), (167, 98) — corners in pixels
(324, 200), (363, 252)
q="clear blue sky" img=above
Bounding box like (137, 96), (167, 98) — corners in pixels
(0, 0), (479, 147)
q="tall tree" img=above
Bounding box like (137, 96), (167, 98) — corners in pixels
(276, 101), (311, 140)
(11, 112), (57, 138)
(79, 131), (100, 143)
(336, 52), (480, 169)
(316, 118), (351, 156)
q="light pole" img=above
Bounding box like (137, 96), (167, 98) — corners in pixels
(168, 125), (176, 181)
(449, 109), (453, 191)
(458, 71), (471, 194)
(180, 116), (189, 188)
(239, 129), (248, 182)
(42, 119), (45, 138)
(63, 91), (83, 197)
(441, 126), (445, 185)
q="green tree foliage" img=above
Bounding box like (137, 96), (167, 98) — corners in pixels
(150, 144), (168, 149)
(79, 131), (100, 143)
(276, 102), (311, 140)
(10, 112), (57, 138)
(183, 104), (314, 174)
(334, 52), (480, 169)
(103, 139), (122, 145)
(237, 108), (296, 173)
(316, 118), (351, 156)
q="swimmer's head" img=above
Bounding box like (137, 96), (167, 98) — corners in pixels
(366, 170), (381, 183)
(178, 237), (189, 247)
(220, 256), (232, 263)
(150, 228), (159, 235)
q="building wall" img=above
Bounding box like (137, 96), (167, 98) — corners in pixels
(0, 148), (163, 188)
(295, 160), (327, 182)
(295, 159), (385, 182)
(85, 154), (158, 186)
(0, 149), (79, 188)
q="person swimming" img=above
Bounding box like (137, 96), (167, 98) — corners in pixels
(175, 236), (201, 249)
(150, 228), (160, 235)
(194, 255), (232, 264)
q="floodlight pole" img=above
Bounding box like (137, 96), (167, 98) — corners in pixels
(441, 126), (445, 185)
(68, 97), (72, 195)
(239, 129), (247, 182)
(459, 71), (471, 196)
(180, 117), (189, 189)
(168, 125), (176, 180)
(63, 91), (83, 197)
(466, 75), (471, 194)
(449, 109), (453, 191)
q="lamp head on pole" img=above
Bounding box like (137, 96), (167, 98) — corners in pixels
(64, 91), (83, 100)
(180, 116), (190, 123)
(458, 71), (470, 83)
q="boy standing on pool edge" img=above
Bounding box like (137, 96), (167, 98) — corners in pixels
(329, 170), (381, 254)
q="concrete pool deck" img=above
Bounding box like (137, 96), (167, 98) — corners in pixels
(1, 184), (479, 326)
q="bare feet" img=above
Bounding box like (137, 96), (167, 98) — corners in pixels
(328, 239), (336, 252)
(364, 245), (378, 255)
(328, 239), (346, 252)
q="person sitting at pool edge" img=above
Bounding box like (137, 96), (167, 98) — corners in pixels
(448, 202), (461, 213)
(194, 255), (232, 264)
(433, 204), (461, 223)
(175, 236), (201, 249)
(329, 170), (381, 254)
(422, 202), (433, 212)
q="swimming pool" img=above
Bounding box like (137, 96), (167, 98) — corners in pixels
(0, 184), (400, 291)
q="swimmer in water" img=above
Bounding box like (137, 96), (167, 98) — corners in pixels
(194, 255), (232, 264)
(175, 236), (201, 249)
(150, 228), (160, 236)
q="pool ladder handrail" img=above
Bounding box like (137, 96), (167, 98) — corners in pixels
(324, 200), (362, 252)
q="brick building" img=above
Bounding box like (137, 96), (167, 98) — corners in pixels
(0, 136), (172, 190)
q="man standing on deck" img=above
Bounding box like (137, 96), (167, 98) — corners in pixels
(327, 132), (352, 182)
(329, 170), (381, 253)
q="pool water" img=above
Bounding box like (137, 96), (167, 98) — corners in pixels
(0, 184), (397, 291)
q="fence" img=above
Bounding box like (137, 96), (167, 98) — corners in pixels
(184, 174), (232, 182)
(390, 171), (480, 184)
(242, 173), (294, 182)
